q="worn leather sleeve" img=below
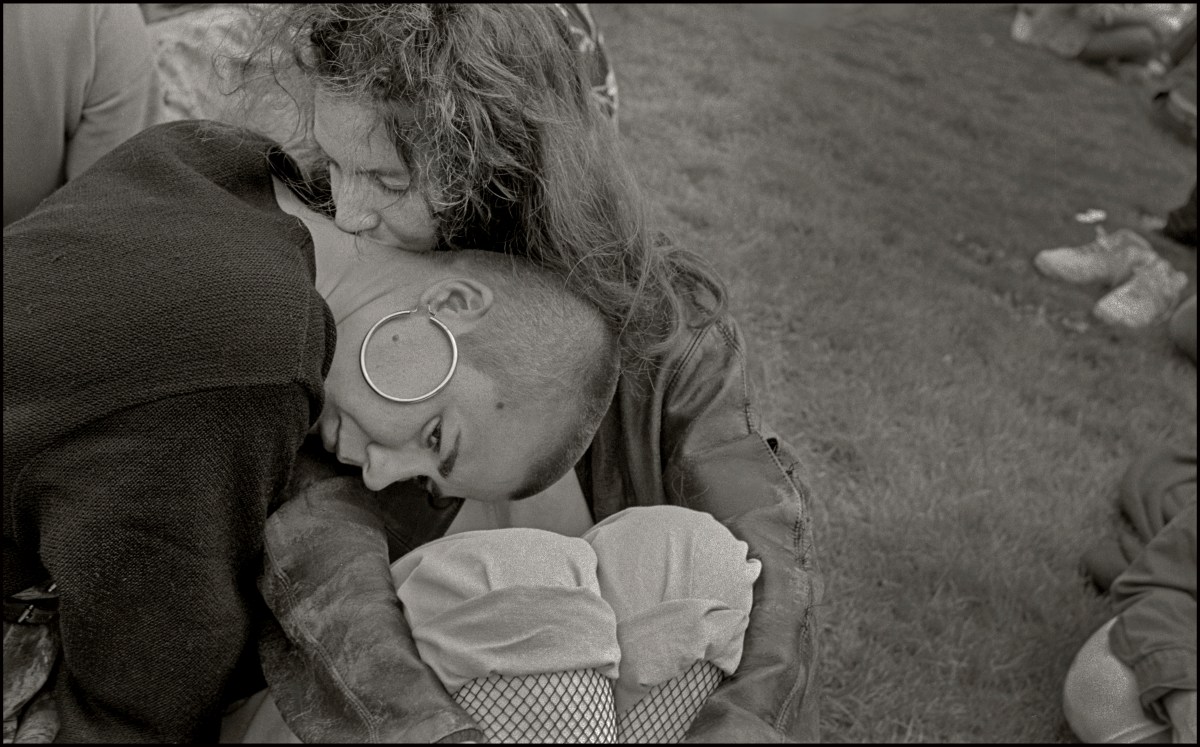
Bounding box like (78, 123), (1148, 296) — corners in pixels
(665, 316), (823, 743)
(587, 310), (823, 743)
(258, 469), (484, 743)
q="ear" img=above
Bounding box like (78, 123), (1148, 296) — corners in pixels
(419, 277), (494, 332)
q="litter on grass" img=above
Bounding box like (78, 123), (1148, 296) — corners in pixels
(1074, 209), (1107, 224)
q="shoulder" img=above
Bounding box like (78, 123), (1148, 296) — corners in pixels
(663, 307), (746, 390)
(2, 5), (148, 68)
(2, 4), (94, 37)
(137, 119), (278, 156)
(3, 130), (332, 431)
(100, 120), (282, 191)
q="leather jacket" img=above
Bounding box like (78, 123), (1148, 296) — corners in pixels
(259, 308), (824, 743)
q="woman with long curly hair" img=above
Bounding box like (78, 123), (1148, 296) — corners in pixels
(219, 3), (822, 742)
(233, 3), (717, 371)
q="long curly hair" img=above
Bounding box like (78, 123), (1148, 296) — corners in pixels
(236, 3), (726, 373)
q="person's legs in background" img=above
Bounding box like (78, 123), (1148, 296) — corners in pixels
(1163, 13), (1198, 70)
(1078, 25), (1161, 66)
(1063, 618), (1173, 743)
(1073, 438), (1196, 744)
(1169, 293), (1197, 362)
(1032, 227), (1188, 328)
(1163, 183), (1197, 248)
(1161, 183), (1195, 362)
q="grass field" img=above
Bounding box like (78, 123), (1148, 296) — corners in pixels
(594, 4), (1197, 742)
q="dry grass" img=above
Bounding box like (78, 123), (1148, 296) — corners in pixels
(595, 3), (1197, 742)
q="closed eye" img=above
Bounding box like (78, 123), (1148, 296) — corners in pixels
(321, 157), (407, 196)
(375, 175), (410, 197)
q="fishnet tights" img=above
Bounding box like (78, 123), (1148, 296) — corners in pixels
(452, 661), (723, 743)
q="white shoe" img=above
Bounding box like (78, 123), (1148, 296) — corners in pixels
(1093, 258), (1189, 328)
(1034, 227), (1161, 286)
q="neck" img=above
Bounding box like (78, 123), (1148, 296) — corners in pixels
(272, 176), (415, 316)
(272, 176), (350, 297)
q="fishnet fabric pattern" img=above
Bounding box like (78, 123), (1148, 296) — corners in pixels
(617, 661), (725, 743)
(453, 669), (617, 743)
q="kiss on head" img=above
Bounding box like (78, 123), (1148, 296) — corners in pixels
(308, 229), (620, 502)
(2, 4), (819, 743)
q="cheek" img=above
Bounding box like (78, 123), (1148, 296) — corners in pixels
(379, 195), (438, 247)
(323, 344), (363, 406)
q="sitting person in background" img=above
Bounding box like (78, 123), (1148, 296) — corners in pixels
(1068, 440), (1197, 743)
(2, 4), (158, 227)
(1033, 224), (1188, 328)
(1162, 183), (1197, 248)
(1169, 292), (1196, 361)
(1034, 181), (1195, 330)
(1012, 4), (1195, 74)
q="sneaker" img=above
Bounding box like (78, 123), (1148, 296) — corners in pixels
(1034, 227), (1161, 286)
(1093, 258), (1189, 327)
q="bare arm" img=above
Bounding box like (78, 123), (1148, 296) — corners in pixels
(65, 4), (158, 179)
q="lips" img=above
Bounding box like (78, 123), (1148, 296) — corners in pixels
(325, 415), (366, 471)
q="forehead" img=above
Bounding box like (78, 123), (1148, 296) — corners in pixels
(312, 91), (406, 167)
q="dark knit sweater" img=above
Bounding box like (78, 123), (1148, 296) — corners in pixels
(3, 120), (334, 742)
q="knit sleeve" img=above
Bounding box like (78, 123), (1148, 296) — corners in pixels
(11, 383), (311, 743)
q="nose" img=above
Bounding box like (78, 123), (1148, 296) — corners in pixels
(332, 179), (381, 235)
(362, 443), (435, 492)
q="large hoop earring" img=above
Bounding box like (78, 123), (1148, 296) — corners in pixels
(359, 306), (459, 403)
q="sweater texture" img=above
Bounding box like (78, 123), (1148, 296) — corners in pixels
(3, 120), (334, 742)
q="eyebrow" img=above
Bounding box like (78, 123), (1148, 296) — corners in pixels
(438, 430), (460, 480)
(309, 130), (407, 180)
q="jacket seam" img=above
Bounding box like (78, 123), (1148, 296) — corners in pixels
(662, 323), (710, 396)
(1124, 644), (1198, 675)
(750, 428), (809, 735)
(713, 317), (810, 735)
(713, 319), (755, 433)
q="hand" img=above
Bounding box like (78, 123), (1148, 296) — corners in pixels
(1163, 689), (1197, 744)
